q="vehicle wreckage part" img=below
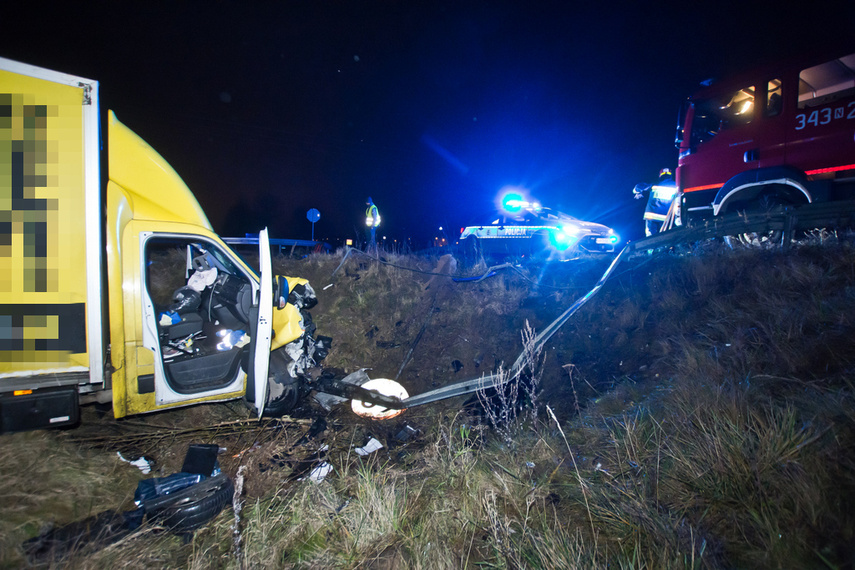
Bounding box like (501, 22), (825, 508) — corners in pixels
(351, 378), (409, 419)
(400, 244), (632, 408)
(143, 472), (234, 533)
(313, 370), (407, 411)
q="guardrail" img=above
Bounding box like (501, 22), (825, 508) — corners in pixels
(628, 199), (855, 253)
(223, 237), (331, 255)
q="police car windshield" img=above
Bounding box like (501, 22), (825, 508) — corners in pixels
(492, 207), (577, 225)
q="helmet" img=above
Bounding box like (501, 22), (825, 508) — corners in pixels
(169, 286), (202, 314)
(659, 168), (673, 178)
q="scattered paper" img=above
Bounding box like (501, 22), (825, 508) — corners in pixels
(117, 452), (152, 474)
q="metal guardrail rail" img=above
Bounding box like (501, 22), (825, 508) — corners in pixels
(628, 199), (855, 253)
(223, 236), (330, 255)
(399, 200), (855, 408)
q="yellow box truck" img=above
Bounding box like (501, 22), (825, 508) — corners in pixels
(0, 57), (327, 432)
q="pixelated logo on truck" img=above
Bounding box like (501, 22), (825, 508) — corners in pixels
(1, 71), (88, 369)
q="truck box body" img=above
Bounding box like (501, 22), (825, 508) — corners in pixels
(0, 59), (103, 394)
(0, 57), (314, 432)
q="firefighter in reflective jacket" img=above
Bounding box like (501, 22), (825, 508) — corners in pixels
(365, 197), (381, 250)
(633, 168), (676, 236)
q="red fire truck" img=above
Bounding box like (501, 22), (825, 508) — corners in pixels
(673, 51), (855, 227)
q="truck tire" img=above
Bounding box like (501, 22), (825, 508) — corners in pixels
(145, 473), (233, 533)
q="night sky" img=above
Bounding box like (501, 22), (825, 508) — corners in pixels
(2, 1), (853, 246)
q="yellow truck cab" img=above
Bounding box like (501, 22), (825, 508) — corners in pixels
(0, 57), (318, 432)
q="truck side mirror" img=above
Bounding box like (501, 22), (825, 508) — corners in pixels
(274, 275), (289, 310)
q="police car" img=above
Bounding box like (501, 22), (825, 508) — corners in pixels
(460, 200), (620, 259)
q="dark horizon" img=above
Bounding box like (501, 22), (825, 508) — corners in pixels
(2, 1), (853, 247)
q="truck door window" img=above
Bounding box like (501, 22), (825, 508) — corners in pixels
(691, 86), (755, 145)
(798, 53), (855, 109)
(765, 79), (783, 117)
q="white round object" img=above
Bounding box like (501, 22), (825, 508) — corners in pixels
(351, 378), (408, 420)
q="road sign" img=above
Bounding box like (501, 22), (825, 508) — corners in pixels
(307, 208), (321, 240)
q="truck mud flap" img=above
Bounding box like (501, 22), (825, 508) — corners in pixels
(0, 387), (79, 433)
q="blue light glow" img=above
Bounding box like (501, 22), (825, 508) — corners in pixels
(549, 230), (577, 251)
(502, 192), (524, 212)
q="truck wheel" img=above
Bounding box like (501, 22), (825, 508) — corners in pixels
(145, 473), (233, 533)
(262, 348), (304, 417)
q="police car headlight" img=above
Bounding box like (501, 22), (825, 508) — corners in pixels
(550, 230), (577, 251)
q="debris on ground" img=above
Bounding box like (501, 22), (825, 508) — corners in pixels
(354, 437), (383, 456)
(23, 442), (232, 564)
(117, 451), (152, 474)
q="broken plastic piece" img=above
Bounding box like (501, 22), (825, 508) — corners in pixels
(182, 443), (221, 477)
(394, 424), (419, 442)
(354, 437), (384, 456)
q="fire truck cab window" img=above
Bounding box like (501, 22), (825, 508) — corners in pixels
(798, 53), (855, 109)
(766, 79), (783, 116)
(691, 86), (754, 145)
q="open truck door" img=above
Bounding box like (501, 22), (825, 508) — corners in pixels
(249, 228), (272, 417)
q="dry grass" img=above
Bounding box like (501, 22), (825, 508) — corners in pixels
(3, 235), (855, 568)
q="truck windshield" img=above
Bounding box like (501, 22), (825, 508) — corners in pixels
(690, 86), (755, 145)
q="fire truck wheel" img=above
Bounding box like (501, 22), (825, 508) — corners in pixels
(146, 473), (233, 533)
(724, 196), (789, 248)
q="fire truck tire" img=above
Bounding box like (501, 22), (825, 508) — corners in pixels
(146, 473), (233, 533)
(724, 196), (789, 248)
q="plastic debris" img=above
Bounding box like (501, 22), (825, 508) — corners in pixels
(354, 437), (384, 456)
(394, 424), (420, 442)
(159, 311), (181, 327)
(307, 462), (333, 483)
(117, 452), (152, 474)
